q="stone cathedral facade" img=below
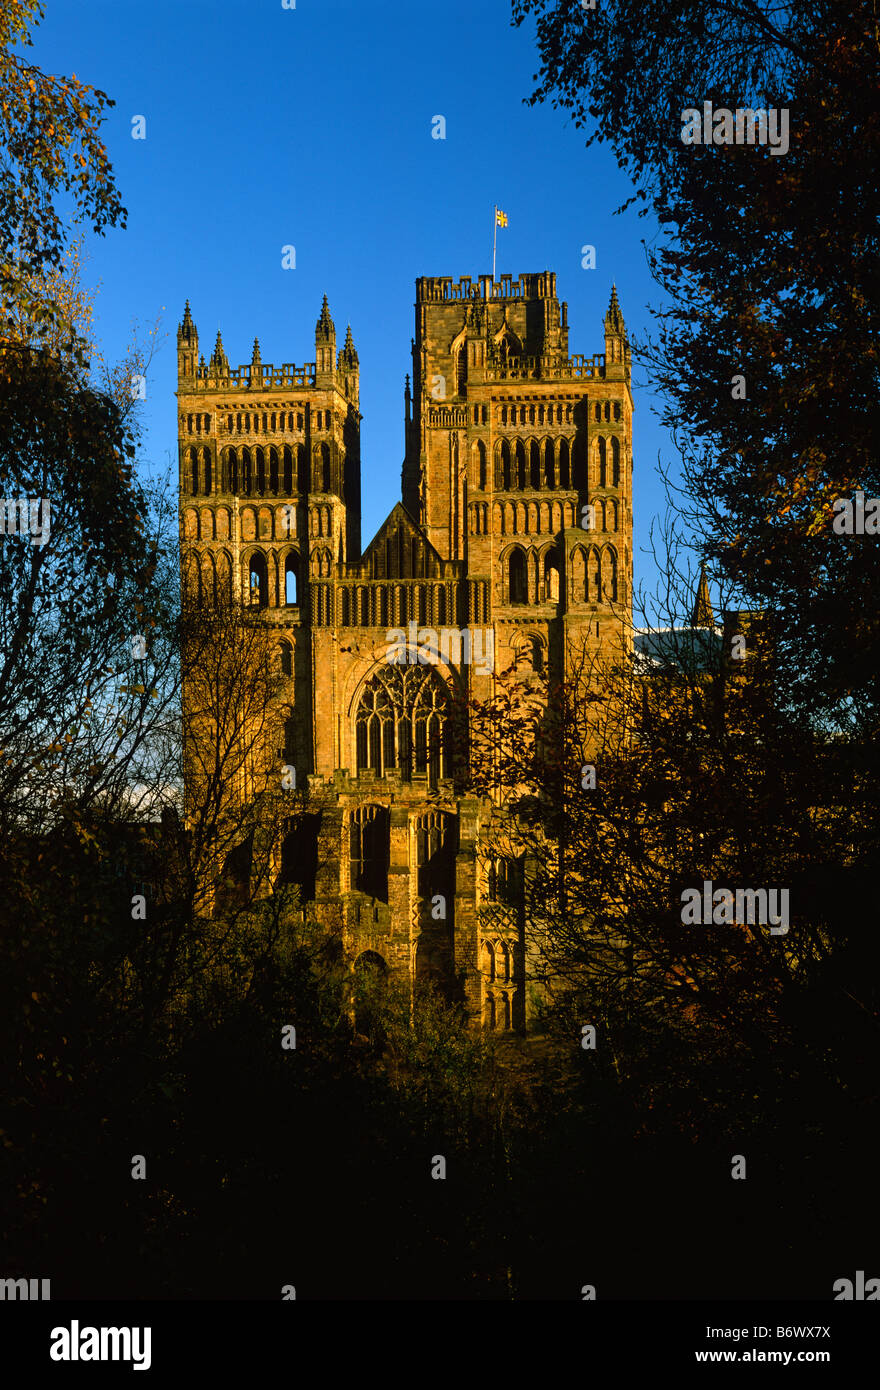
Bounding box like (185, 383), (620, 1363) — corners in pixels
(177, 271), (633, 1034)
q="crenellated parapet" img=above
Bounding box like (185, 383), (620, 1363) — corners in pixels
(183, 361), (317, 390)
(416, 271), (561, 303)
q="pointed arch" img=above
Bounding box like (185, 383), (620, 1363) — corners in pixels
(349, 804), (390, 901)
(603, 544), (619, 601)
(589, 545), (602, 602)
(200, 551), (216, 605)
(355, 664), (451, 786)
(315, 442), (331, 493)
(454, 339), (467, 396)
(481, 939), (496, 983)
(494, 320), (522, 361)
(473, 438), (487, 490)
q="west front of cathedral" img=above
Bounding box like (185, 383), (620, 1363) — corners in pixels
(177, 271), (633, 1034)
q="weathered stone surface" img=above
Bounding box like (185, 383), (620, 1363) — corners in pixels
(177, 272), (633, 1035)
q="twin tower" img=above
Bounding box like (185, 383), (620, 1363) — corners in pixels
(177, 271), (633, 1034)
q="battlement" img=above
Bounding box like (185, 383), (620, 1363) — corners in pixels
(482, 353), (606, 382)
(415, 272), (559, 303)
(182, 362), (317, 390)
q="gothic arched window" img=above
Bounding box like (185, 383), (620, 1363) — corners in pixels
(415, 809), (457, 900)
(317, 442), (330, 492)
(604, 546), (619, 602)
(481, 940), (496, 983)
(591, 547), (602, 602)
(349, 805), (389, 901)
(474, 439), (487, 490)
(455, 342), (467, 396)
(355, 665), (451, 786)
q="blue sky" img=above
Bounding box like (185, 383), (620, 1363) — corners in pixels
(33, 0), (679, 606)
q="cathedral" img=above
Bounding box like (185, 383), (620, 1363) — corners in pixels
(177, 271), (633, 1034)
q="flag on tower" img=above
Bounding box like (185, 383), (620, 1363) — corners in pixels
(492, 206), (508, 278)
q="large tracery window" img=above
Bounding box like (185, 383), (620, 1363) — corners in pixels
(355, 665), (450, 785)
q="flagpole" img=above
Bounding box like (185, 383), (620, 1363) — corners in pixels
(492, 204), (497, 282)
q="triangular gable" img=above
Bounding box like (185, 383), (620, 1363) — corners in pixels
(360, 502), (446, 579)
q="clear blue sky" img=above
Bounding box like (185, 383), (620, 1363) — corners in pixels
(33, 0), (678, 606)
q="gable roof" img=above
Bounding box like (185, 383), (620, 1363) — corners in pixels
(357, 503), (447, 579)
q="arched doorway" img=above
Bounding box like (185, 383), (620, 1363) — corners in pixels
(352, 950), (388, 1039)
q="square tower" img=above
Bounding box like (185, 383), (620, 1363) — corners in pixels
(402, 273), (633, 692)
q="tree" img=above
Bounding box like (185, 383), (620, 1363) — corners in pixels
(512, 0), (880, 728)
(511, 0), (844, 212)
(462, 547), (878, 1139)
(0, 0), (125, 336)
